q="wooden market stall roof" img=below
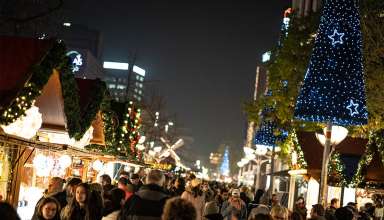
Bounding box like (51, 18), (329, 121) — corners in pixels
(0, 37), (54, 110)
(35, 70), (67, 131)
(297, 131), (367, 180)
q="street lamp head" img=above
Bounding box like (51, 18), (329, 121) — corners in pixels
(315, 125), (348, 146)
(255, 144), (271, 155)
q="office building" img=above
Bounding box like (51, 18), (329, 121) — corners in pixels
(103, 61), (146, 102)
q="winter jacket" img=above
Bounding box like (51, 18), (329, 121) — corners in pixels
(119, 184), (169, 220)
(181, 190), (205, 220)
(102, 210), (120, 220)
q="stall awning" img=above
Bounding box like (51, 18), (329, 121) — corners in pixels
(297, 131), (367, 180)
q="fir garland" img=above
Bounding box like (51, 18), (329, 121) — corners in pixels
(0, 41), (69, 125)
(351, 129), (384, 188)
(77, 80), (107, 140)
(327, 152), (347, 187)
(282, 131), (307, 170)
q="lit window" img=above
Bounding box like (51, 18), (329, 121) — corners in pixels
(117, 84), (126, 90)
(139, 83), (143, 88)
(108, 84), (116, 89)
(137, 97), (141, 101)
(138, 90), (142, 95)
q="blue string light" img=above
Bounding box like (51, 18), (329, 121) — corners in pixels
(294, 0), (368, 126)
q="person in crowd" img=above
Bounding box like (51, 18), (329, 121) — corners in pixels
(216, 189), (229, 212)
(102, 188), (125, 220)
(293, 197), (307, 220)
(90, 183), (104, 196)
(335, 206), (354, 220)
(169, 177), (186, 197)
(0, 202), (21, 220)
(248, 189), (265, 212)
(290, 212), (304, 220)
(221, 189), (247, 220)
(119, 169), (169, 220)
(61, 183), (100, 220)
(204, 200), (224, 220)
(182, 178), (206, 220)
(32, 177), (66, 219)
(240, 186), (251, 206)
(375, 199), (384, 220)
(270, 194), (279, 208)
(33, 197), (61, 220)
(248, 205), (270, 220)
(117, 177), (134, 201)
(161, 197), (197, 220)
(119, 171), (131, 180)
(130, 173), (143, 192)
(325, 198), (339, 220)
(270, 205), (289, 220)
(310, 204), (326, 220)
(100, 174), (114, 199)
(203, 182), (215, 202)
(65, 177), (82, 203)
(249, 214), (273, 220)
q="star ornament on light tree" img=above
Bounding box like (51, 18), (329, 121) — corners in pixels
(328, 29), (345, 46)
(346, 99), (359, 116)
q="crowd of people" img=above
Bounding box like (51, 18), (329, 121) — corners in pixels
(0, 169), (384, 220)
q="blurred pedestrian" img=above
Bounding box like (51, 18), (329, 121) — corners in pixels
(170, 177), (185, 197)
(310, 204), (326, 220)
(335, 206), (354, 220)
(325, 198), (339, 220)
(102, 188), (125, 220)
(249, 214), (273, 220)
(221, 189), (247, 220)
(182, 178), (206, 220)
(61, 183), (100, 220)
(162, 197), (197, 220)
(33, 197), (61, 220)
(270, 205), (289, 220)
(0, 202), (20, 220)
(32, 177), (66, 219)
(293, 197), (307, 220)
(119, 169), (169, 220)
(204, 201), (224, 220)
(130, 173), (143, 192)
(65, 177), (82, 203)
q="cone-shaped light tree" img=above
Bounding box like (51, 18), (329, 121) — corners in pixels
(294, 0), (368, 204)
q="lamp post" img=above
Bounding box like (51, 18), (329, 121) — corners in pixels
(315, 124), (348, 205)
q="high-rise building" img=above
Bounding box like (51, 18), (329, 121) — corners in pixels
(292, 0), (322, 17)
(103, 61), (146, 102)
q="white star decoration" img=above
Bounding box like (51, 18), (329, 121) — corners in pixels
(328, 29), (345, 46)
(346, 99), (359, 116)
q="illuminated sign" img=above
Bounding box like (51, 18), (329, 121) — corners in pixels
(103, 61), (129, 70)
(262, 51), (271, 63)
(66, 51), (83, 73)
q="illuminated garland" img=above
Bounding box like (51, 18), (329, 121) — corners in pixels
(327, 152), (347, 187)
(86, 100), (143, 161)
(351, 130), (384, 188)
(284, 131), (307, 170)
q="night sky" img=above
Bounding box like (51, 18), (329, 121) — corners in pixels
(68, 0), (290, 164)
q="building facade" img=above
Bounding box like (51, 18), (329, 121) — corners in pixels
(103, 62), (146, 102)
(292, 0), (322, 17)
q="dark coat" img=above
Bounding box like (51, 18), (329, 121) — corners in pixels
(119, 184), (169, 220)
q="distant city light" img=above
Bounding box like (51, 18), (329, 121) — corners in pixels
(63, 22), (71, 27)
(133, 65), (146, 77)
(103, 61), (129, 70)
(262, 51), (271, 63)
